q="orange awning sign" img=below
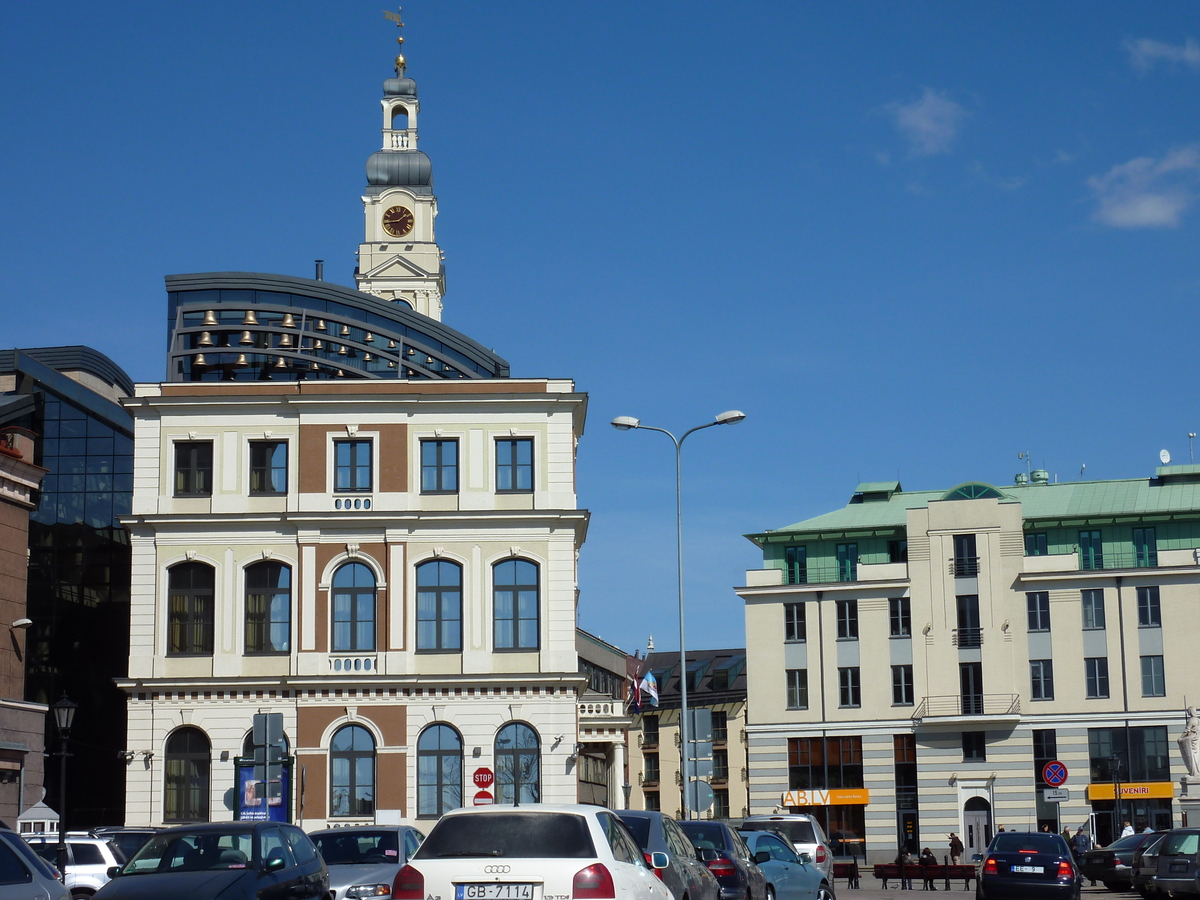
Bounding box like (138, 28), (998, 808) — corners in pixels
(1086, 782), (1174, 800)
(782, 788), (870, 807)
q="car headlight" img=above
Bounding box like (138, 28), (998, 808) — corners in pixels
(348, 885), (392, 898)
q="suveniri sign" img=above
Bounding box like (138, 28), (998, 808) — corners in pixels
(1086, 783), (1174, 800)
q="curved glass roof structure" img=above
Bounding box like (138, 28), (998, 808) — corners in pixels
(166, 272), (510, 382)
(942, 482), (1006, 500)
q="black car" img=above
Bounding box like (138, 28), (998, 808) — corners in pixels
(1081, 832), (1164, 891)
(91, 826), (161, 864)
(679, 820), (767, 900)
(93, 821), (327, 900)
(618, 810), (720, 900)
(977, 831), (1081, 900)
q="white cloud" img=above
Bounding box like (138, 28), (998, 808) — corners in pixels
(1087, 145), (1200, 228)
(1125, 37), (1200, 73)
(886, 88), (967, 156)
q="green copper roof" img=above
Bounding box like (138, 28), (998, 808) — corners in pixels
(750, 475), (1200, 543)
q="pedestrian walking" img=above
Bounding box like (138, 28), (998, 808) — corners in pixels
(1073, 828), (1094, 884)
(948, 833), (963, 866)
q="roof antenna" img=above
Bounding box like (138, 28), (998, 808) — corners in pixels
(1190, 433), (1196, 463)
(1080, 463), (1086, 479)
(1018, 451), (1032, 482)
(314, 260), (324, 281)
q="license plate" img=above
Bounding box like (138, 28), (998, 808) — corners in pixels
(1011, 866), (1044, 873)
(1170, 862), (1189, 873)
(456, 885), (534, 900)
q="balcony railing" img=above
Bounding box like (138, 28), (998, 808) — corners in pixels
(786, 564), (858, 585)
(949, 556), (980, 577)
(638, 733), (658, 749)
(383, 128), (417, 150)
(912, 693), (1020, 721)
(1079, 550), (1158, 571)
(952, 627), (983, 648)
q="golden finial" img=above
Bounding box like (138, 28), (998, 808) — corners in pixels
(383, 7), (407, 76)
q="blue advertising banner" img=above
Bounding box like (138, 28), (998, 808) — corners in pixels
(236, 764), (290, 822)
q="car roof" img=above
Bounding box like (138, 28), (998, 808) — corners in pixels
(440, 803), (613, 817)
(156, 822), (265, 834)
(616, 810), (663, 820)
(308, 824), (419, 835)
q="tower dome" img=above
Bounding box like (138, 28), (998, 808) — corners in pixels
(366, 150), (432, 186)
(383, 76), (418, 97)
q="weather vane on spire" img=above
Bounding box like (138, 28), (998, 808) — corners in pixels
(383, 7), (406, 76)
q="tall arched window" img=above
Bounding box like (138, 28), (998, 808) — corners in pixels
(330, 725), (375, 817)
(164, 727), (211, 822)
(332, 563), (376, 652)
(495, 722), (540, 804)
(245, 562), (291, 654)
(417, 724), (462, 817)
(493, 559), (539, 651)
(416, 560), (462, 651)
(168, 563), (215, 655)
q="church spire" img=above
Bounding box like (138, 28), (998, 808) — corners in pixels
(355, 8), (446, 320)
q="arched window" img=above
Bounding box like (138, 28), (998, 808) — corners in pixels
(495, 722), (540, 804)
(330, 725), (375, 817)
(417, 724), (462, 817)
(332, 563), (376, 652)
(493, 559), (539, 651)
(245, 562), (291, 654)
(241, 732), (290, 759)
(168, 563), (214, 655)
(164, 727), (210, 822)
(416, 560), (462, 651)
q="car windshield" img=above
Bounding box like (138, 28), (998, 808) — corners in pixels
(312, 830), (400, 865)
(616, 815), (651, 849)
(107, 833), (151, 862)
(742, 820), (817, 845)
(679, 822), (727, 851)
(1162, 832), (1200, 857)
(991, 833), (1065, 854)
(123, 831), (255, 874)
(414, 814), (595, 860)
(1104, 835), (1146, 851)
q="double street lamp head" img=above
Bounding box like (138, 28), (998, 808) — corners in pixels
(610, 410), (746, 431)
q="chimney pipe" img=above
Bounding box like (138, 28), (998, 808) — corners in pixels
(314, 260), (324, 281)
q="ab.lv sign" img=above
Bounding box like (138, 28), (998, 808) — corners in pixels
(781, 788), (870, 807)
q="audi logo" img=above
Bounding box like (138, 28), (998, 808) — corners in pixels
(484, 865), (511, 874)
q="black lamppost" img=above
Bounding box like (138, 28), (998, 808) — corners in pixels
(1108, 754), (1124, 843)
(51, 694), (77, 883)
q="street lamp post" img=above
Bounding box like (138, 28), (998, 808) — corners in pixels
(51, 694), (78, 883)
(1108, 754), (1124, 842)
(611, 409), (745, 819)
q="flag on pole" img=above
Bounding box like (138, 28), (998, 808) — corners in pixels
(640, 671), (659, 707)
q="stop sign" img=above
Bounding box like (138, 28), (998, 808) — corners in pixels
(473, 767), (494, 789)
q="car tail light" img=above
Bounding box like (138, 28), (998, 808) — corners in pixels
(816, 846), (827, 864)
(984, 857), (998, 875)
(707, 856), (738, 878)
(643, 853), (665, 880)
(1057, 861), (1074, 879)
(393, 865), (424, 900)
(573, 863), (616, 899)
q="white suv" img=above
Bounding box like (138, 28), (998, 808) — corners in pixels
(740, 816), (834, 882)
(23, 833), (122, 898)
(404, 804), (674, 900)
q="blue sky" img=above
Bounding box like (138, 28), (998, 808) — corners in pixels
(3, 2), (1199, 655)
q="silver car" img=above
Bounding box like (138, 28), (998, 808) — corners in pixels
(308, 824), (424, 900)
(24, 833), (123, 897)
(740, 817), (833, 883)
(0, 828), (68, 899)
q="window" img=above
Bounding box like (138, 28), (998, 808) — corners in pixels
(331, 563), (376, 652)
(1025, 533), (1048, 556)
(164, 727), (210, 822)
(1033, 729), (1057, 764)
(249, 441), (287, 494)
(420, 439), (458, 493)
(245, 562), (290, 654)
(787, 736), (864, 790)
(1080, 530), (1103, 570)
(417, 724), (462, 817)
(713, 789), (730, 819)
(713, 749), (729, 781)
(642, 715), (659, 747)
(416, 560), (462, 651)
(962, 731), (986, 761)
(836, 600), (858, 639)
(1082, 589), (1106, 630)
(889, 597), (911, 637)
(494, 559), (539, 650)
(1137, 586), (1161, 627)
(784, 603), (806, 641)
(953, 534), (979, 576)
(888, 539), (909, 563)
(1027, 591), (1051, 632)
(643, 753), (659, 784)
(712, 710), (728, 743)
(174, 441), (212, 496)
(1085, 657), (1110, 699)
(496, 439), (533, 492)
(891, 665), (914, 705)
(167, 563), (214, 655)
(786, 669), (808, 710)
(1133, 527), (1157, 567)
(838, 667), (861, 708)
(1141, 656), (1166, 697)
(1030, 659), (1054, 700)
(495, 722), (540, 804)
(836, 543), (858, 582)
(1089, 726), (1171, 782)
(960, 661), (983, 714)
(956, 594), (981, 646)
(330, 725), (375, 817)
(785, 546), (807, 584)
(644, 791), (660, 811)
(335, 440), (372, 492)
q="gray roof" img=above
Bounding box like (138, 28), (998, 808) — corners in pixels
(0, 346), (134, 396)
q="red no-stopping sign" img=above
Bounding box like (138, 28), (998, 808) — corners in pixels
(1042, 761), (1069, 787)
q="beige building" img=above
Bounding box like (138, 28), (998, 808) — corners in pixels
(738, 472), (1200, 862)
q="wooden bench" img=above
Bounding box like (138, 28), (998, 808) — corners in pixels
(833, 862), (861, 888)
(872, 863), (976, 890)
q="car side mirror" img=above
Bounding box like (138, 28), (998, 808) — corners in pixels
(651, 852), (669, 870)
(107, 866), (121, 879)
(754, 850), (771, 865)
(264, 856), (287, 873)
(799, 852), (813, 865)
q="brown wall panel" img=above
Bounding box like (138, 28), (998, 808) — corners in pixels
(377, 423), (407, 493)
(377, 752), (406, 814)
(297, 706), (345, 749)
(296, 752), (326, 821)
(368, 705), (407, 746)
(299, 425), (339, 494)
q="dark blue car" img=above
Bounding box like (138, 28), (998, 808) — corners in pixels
(679, 820), (766, 900)
(977, 831), (1080, 900)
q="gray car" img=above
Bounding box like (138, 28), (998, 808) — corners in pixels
(0, 827), (68, 899)
(618, 810), (720, 900)
(308, 824), (424, 900)
(739, 830), (834, 900)
(1156, 829), (1200, 896)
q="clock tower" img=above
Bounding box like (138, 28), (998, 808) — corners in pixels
(355, 22), (446, 320)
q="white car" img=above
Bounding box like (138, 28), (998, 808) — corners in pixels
(400, 804), (674, 900)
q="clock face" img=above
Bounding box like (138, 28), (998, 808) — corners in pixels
(382, 206), (415, 237)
